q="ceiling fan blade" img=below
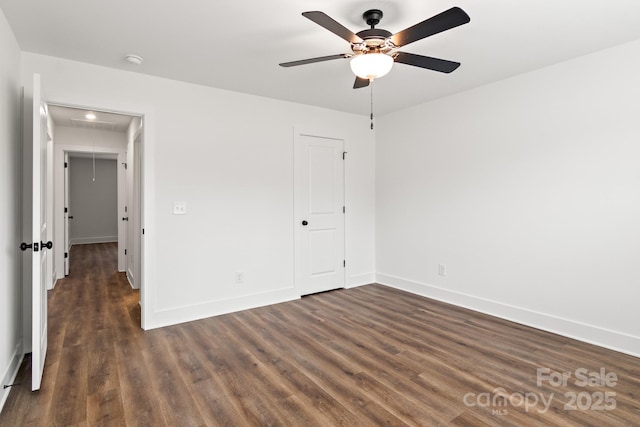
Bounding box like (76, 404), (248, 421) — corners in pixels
(279, 53), (350, 67)
(353, 77), (370, 89)
(390, 7), (470, 47)
(394, 52), (460, 73)
(302, 11), (364, 44)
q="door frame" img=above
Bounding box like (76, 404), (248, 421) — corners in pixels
(54, 145), (126, 275)
(293, 126), (346, 295)
(36, 99), (151, 328)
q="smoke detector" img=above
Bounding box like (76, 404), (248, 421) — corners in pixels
(124, 54), (144, 65)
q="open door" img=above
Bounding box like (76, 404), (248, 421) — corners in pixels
(125, 153), (133, 284)
(126, 133), (142, 289)
(30, 73), (50, 391)
(63, 152), (70, 275)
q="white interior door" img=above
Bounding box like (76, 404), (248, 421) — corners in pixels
(31, 73), (49, 391)
(133, 134), (142, 289)
(63, 152), (70, 275)
(125, 149), (135, 284)
(294, 130), (345, 295)
(126, 134), (142, 289)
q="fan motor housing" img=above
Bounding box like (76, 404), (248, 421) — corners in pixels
(354, 28), (393, 50)
(356, 10), (393, 49)
(356, 28), (392, 40)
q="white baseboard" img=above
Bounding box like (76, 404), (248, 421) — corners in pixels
(48, 270), (57, 290)
(144, 287), (301, 330)
(70, 236), (117, 245)
(0, 339), (24, 414)
(126, 269), (138, 289)
(376, 273), (640, 358)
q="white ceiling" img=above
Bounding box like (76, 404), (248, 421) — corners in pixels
(2, 0), (640, 116)
(48, 105), (134, 132)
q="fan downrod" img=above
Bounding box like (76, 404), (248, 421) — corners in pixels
(363, 9), (383, 28)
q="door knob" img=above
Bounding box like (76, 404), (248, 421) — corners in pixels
(122, 217), (129, 221)
(20, 241), (52, 251)
(301, 220), (308, 226)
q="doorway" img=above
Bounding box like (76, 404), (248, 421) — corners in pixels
(67, 154), (118, 251)
(49, 104), (143, 292)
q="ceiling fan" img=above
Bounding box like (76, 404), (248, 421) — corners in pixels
(279, 7), (470, 89)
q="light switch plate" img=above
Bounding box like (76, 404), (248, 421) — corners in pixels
(438, 263), (447, 276)
(173, 201), (187, 215)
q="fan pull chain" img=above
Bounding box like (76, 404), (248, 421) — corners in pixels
(370, 78), (374, 130)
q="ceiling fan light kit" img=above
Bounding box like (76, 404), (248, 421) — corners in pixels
(350, 53), (394, 80)
(279, 7), (470, 88)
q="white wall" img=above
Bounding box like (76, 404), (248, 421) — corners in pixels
(376, 39), (640, 356)
(21, 53), (376, 329)
(69, 158), (118, 244)
(54, 125), (128, 150)
(0, 8), (23, 412)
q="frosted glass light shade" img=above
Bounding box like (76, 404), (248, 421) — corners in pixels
(350, 53), (393, 80)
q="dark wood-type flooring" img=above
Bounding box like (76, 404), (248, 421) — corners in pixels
(1, 242), (639, 426)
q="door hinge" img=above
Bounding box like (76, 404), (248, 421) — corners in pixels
(342, 151), (347, 160)
(64, 162), (68, 168)
(343, 260), (346, 268)
(64, 207), (68, 213)
(343, 206), (345, 214)
(64, 252), (68, 258)
(125, 249), (127, 255)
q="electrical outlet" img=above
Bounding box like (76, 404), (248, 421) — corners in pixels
(234, 271), (244, 284)
(173, 201), (187, 215)
(438, 264), (447, 276)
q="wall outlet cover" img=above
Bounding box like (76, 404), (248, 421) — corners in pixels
(438, 264), (447, 276)
(173, 201), (187, 215)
